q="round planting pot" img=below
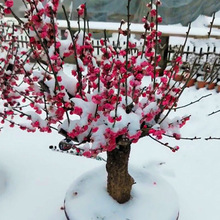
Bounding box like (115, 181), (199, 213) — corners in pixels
(206, 81), (216, 90)
(196, 77), (207, 89)
(64, 166), (179, 220)
(216, 82), (220, 93)
(186, 78), (196, 87)
(174, 73), (183, 82)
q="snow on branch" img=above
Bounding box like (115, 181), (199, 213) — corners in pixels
(0, 0), (193, 157)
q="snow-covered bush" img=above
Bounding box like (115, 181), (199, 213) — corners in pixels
(0, 0), (190, 204)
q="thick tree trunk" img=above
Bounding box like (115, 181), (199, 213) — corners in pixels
(106, 143), (135, 204)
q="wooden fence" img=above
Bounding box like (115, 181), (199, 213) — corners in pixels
(2, 18), (220, 91)
(167, 45), (219, 62)
(1, 23), (220, 62)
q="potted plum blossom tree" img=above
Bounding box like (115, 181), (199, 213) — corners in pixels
(0, 0), (194, 219)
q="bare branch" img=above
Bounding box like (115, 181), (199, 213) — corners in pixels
(208, 12), (216, 38)
(153, 3), (159, 89)
(205, 136), (220, 140)
(180, 22), (191, 55)
(175, 93), (212, 110)
(149, 135), (179, 152)
(163, 134), (201, 140)
(49, 145), (106, 161)
(208, 109), (220, 116)
(125, 0), (131, 106)
(62, 5), (83, 98)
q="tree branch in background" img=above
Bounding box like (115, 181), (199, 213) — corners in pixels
(174, 93), (212, 110)
(163, 134), (201, 140)
(125, 0), (131, 106)
(180, 22), (191, 55)
(208, 12), (216, 38)
(208, 109), (220, 116)
(149, 135), (180, 152)
(205, 137), (220, 140)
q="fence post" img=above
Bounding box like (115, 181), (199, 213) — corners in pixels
(158, 36), (169, 74)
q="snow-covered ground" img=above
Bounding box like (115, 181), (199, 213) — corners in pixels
(1, 86), (220, 220)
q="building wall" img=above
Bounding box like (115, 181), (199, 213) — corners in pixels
(9, 0), (220, 25)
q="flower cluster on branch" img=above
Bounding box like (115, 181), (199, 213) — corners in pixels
(0, 0), (191, 157)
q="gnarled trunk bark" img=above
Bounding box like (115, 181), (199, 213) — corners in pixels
(106, 143), (135, 204)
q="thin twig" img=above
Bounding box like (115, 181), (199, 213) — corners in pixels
(208, 109), (220, 116)
(113, 78), (122, 127)
(175, 93), (212, 110)
(141, 12), (149, 58)
(180, 23), (191, 56)
(62, 5), (83, 98)
(49, 145), (106, 161)
(163, 134), (201, 140)
(153, 3), (159, 89)
(149, 135), (176, 151)
(115, 21), (124, 57)
(208, 12), (216, 38)
(125, 0), (131, 106)
(205, 136), (220, 140)
(82, 3), (87, 47)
